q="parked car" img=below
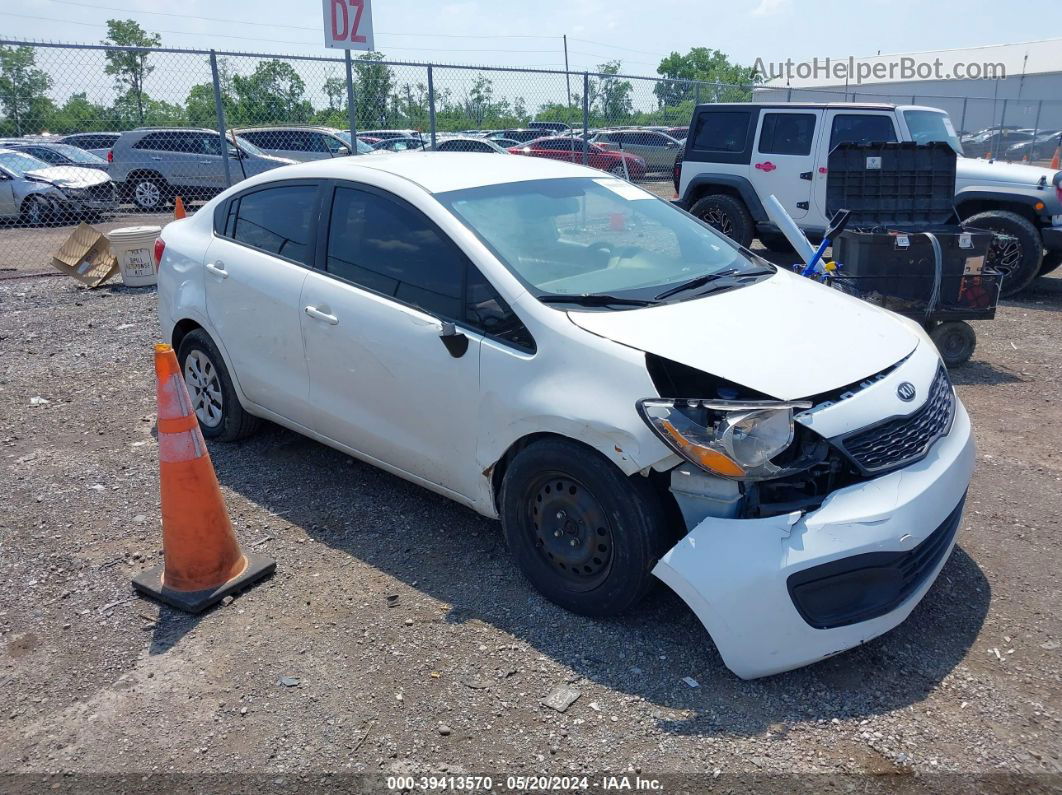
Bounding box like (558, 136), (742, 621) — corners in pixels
(674, 102), (1062, 293)
(233, 126), (374, 161)
(356, 136), (382, 146)
(1005, 131), (1062, 161)
(510, 136), (647, 179)
(0, 148), (116, 224)
(107, 127), (294, 211)
(0, 140), (109, 171)
(486, 129), (542, 144)
(57, 132), (121, 159)
(489, 137), (523, 150)
(157, 153), (975, 680)
(428, 137), (510, 153)
(665, 126), (689, 140)
(357, 129), (424, 141)
(961, 128), (1036, 159)
(372, 137), (426, 152)
(590, 129), (684, 172)
(528, 121), (571, 135)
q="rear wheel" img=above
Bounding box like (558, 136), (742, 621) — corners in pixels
(929, 321), (976, 368)
(500, 438), (672, 617)
(963, 210), (1043, 297)
(689, 194), (754, 249)
(176, 329), (259, 441)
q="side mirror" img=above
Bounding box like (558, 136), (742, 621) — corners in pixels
(337, 145), (351, 155)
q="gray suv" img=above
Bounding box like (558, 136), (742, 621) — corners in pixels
(108, 128), (294, 210)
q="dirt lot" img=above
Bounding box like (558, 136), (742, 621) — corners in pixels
(0, 244), (1061, 787)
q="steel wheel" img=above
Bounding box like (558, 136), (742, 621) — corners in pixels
(133, 179), (162, 210)
(528, 473), (614, 592)
(183, 349), (224, 428)
(21, 196), (47, 227)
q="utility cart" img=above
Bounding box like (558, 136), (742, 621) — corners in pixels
(823, 142), (1004, 367)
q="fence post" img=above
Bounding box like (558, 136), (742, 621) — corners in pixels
(427, 64), (437, 147)
(1030, 100), (1043, 151)
(582, 72), (589, 166)
(995, 98), (1008, 159)
(959, 97), (968, 137)
(345, 50), (359, 154)
(695, 82), (701, 106)
(209, 50), (233, 188)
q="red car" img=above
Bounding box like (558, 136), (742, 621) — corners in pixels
(509, 137), (647, 180)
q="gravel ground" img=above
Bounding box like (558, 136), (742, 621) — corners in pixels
(0, 256), (1060, 786)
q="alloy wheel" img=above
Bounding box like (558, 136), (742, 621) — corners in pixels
(134, 180), (162, 210)
(183, 350), (224, 428)
(702, 207), (734, 237)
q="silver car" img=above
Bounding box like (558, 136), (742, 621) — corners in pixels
(0, 148), (117, 225)
(233, 126), (374, 161)
(591, 129), (684, 172)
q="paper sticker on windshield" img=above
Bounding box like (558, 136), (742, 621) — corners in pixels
(593, 178), (654, 200)
(942, 117), (956, 137)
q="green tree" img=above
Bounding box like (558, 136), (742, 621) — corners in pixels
(47, 92), (113, 134)
(185, 57), (236, 128)
(590, 61), (633, 124)
(231, 60), (312, 124)
(102, 19), (161, 125)
(353, 52), (394, 128)
(323, 75), (345, 113)
(0, 46), (55, 136)
(654, 47), (759, 106)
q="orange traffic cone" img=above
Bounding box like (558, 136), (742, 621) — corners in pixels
(1051, 145), (1061, 170)
(174, 195), (186, 220)
(132, 343), (274, 612)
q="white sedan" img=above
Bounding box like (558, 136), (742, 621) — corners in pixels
(156, 152), (974, 679)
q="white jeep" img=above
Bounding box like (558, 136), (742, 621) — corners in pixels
(674, 102), (1062, 296)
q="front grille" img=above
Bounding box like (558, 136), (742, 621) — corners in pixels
(787, 495), (965, 629)
(836, 366), (954, 475)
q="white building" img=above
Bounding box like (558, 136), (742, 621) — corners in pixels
(754, 38), (1062, 135)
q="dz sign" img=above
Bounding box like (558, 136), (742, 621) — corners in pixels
(323, 0), (375, 51)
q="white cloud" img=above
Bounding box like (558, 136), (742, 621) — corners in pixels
(751, 0), (791, 15)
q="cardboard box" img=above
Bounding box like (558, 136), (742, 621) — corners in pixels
(50, 223), (118, 288)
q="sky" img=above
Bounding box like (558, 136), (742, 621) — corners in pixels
(4, 0), (1062, 75)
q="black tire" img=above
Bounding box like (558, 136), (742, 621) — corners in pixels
(176, 329), (259, 442)
(689, 193), (754, 248)
(963, 211), (1043, 297)
(1038, 249), (1062, 277)
(19, 195), (49, 227)
(129, 174), (170, 212)
(929, 321), (976, 368)
(757, 231), (794, 253)
(500, 438), (672, 617)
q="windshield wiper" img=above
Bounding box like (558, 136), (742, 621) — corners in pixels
(538, 293), (655, 307)
(653, 267), (772, 300)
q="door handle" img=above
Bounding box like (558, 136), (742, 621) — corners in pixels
(304, 305), (339, 325)
(150, 156), (162, 161)
(205, 261), (228, 279)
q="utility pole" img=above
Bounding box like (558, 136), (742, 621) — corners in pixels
(563, 35), (572, 109)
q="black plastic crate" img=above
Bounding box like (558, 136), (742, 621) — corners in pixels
(832, 227), (1001, 320)
(826, 142), (958, 229)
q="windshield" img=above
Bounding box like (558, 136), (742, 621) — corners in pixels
(0, 151), (51, 175)
(233, 135), (267, 157)
(335, 130), (374, 154)
(904, 110), (963, 155)
(43, 143), (104, 164)
(436, 177), (771, 304)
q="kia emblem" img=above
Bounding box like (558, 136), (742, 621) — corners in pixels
(897, 382), (917, 402)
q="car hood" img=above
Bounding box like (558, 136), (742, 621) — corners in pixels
(24, 166), (110, 188)
(565, 269), (919, 400)
(956, 156), (1061, 188)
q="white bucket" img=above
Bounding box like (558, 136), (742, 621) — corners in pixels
(106, 225), (162, 287)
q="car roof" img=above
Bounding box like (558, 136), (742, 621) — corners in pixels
(260, 151), (604, 193)
(235, 126), (342, 133)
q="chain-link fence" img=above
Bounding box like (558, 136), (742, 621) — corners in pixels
(1, 38), (1061, 272)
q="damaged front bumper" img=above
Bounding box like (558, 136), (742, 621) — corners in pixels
(653, 399), (975, 680)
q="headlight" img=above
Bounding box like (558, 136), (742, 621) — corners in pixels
(638, 398), (812, 480)
(61, 187), (85, 198)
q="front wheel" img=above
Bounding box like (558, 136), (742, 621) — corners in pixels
(19, 196), (49, 227)
(176, 329), (260, 441)
(963, 210), (1043, 297)
(689, 194), (755, 249)
(499, 438), (672, 617)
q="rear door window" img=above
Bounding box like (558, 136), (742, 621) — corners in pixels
(829, 114), (898, 149)
(229, 183), (319, 266)
(691, 111), (752, 152)
(758, 113), (817, 155)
